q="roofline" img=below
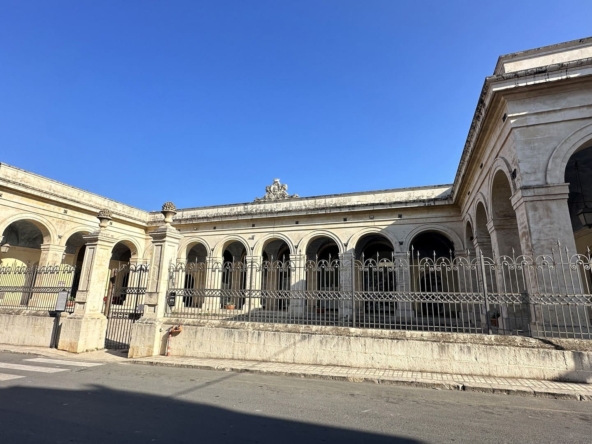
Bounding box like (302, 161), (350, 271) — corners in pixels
(150, 183), (453, 214)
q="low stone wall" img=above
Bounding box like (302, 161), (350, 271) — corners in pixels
(161, 319), (592, 383)
(0, 309), (64, 347)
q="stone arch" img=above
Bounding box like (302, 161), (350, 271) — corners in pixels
(212, 235), (250, 259)
(59, 226), (93, 247)
(0, 214), (57, 245)
(487, 157), (516, 203)
(111, 237), (143, 259)
(546, 122), (592, 184)
(252, 233), (296, 258)
(346, 227), (401, 254)
(177, 237), (212, 260)
(464, 217), (476, 255)
(402, 225), (463, 253)
(490, 169), (522, 257)
(297, 230), (345, 256)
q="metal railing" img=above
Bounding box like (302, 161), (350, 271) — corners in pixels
(166, 246), (592, 339)
(0, 263), (78, 313)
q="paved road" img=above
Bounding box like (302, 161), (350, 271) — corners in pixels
(0, 351), (590, 444)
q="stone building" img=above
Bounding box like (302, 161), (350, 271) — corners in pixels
(1, 37), (592, 375)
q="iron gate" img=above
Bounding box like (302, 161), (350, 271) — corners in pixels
(103, 263), (149, 349)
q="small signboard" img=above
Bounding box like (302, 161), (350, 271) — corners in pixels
(167, 293), (176, 307)
(55, 290), (70, 312)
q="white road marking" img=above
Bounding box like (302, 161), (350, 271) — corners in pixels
(0, 373), (25, 381)
(24, 358), (104, 368)
(0, 363), (67, 373)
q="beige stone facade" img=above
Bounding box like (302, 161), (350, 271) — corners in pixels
(1, 37), (592, 369)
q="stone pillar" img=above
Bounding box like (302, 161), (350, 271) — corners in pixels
(39, 243), (66, 266)
(511, 184), (576, 257)
(128, 202), (182, 358)
(244, 255), (262, 317)
(58, 229), (113, 353)
(394, 251), (414, 321)
(338, 252), (355, 323)
(288, 254), (305, 316)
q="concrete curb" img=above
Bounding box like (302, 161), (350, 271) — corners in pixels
(128, 358), (592, 402)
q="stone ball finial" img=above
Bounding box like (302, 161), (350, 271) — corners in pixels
(161, 202), (177, 225)
(97, 209), (112, 229)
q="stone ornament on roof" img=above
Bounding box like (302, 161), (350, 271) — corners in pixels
(161, 201), (177, 225)
(254, 179), (299, 202)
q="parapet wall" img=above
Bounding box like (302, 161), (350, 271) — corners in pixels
(0, 309), (63, 348)
(159, 319), (592, 383)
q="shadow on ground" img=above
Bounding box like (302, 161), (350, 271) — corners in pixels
(0, 384), (422, 444)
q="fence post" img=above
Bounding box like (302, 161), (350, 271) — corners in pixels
(351, 253), (356, 327)
(479, 250), (492, 335)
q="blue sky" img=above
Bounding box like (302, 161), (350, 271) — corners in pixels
(1, 1), (591, 210)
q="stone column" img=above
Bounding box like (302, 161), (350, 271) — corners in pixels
(288, 254), (305, 316)
(512, 184), (576, 257)
(39, 243), (66, 266)
(129, 203), (182, 358)
(245, 255), (262, 315)
(338, 252), (355, 323)
(58, 211), (115, 352)
(394, 251), (414, 321)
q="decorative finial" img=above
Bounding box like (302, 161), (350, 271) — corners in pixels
(97, 209), (112, 229)
(161, 202), (177, 225)
(254, 178), (299, 202)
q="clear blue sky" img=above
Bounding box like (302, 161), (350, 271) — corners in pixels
(1, 1), (591, 210)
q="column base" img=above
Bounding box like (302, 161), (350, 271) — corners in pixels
(128, 318), (167, 358)
(396, 302), (415, 321)
(58, 313), (107, 353)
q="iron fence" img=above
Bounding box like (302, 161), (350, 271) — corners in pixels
(0, 263), (78, 313)
(167, 246), (592, 339)
(103, 263), (149, 349)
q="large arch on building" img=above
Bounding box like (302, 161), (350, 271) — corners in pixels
(0, 215), (55, 246)
(564, 140), (592, 255)
(402, 225), (463, 254)
(297, 230), (345, 257)
(253, 233), (296, 259)
(490, 169), (522, 257)
(212, 235), (250, 260)
(1, 219), (51, 265)
(177, 237), (212, 261)
(547, 122), (592, 184)
(347, 228), (400, 255)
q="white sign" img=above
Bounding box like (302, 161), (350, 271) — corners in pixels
(55, 290), (69, 312)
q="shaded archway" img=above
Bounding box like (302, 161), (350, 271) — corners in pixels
(305, 236), (340, 314)
(181, 242), (209, 308)
(490, 170), (522, 257)
(465, 221), (476, 257)
(474, 202), (493, 258)
(408, 231), (455, 318)
(64, 231), (90, 300)
(221, 241), (247, 309)
(0, 220), (47, 265)
(565, 143), (592, 256)
(354, 234), (396, 315)
(261, 239), (291, 310)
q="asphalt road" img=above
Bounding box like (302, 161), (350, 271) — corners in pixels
(0, 351), (590, 444)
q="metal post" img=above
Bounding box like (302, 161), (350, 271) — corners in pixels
(479, 251), (492, 335)
(351, 254), (356, 327)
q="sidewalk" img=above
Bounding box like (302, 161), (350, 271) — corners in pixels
(1, 344), (591, 401)
(129, 355), (592, 402)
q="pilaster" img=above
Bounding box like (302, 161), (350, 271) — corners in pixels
(128, 220), (182, 358)
(58, 230), (114, 353)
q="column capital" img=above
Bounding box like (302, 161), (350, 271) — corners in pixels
(511, 183), (570, 209)
(149, 226), (183, 243)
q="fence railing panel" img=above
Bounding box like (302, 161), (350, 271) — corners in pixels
(0, 263), (78, 313)
(166, 249), (592, 339)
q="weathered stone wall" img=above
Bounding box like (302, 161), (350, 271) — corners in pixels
(0, 309), (63, 347)
(161, 320), (592, 383)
